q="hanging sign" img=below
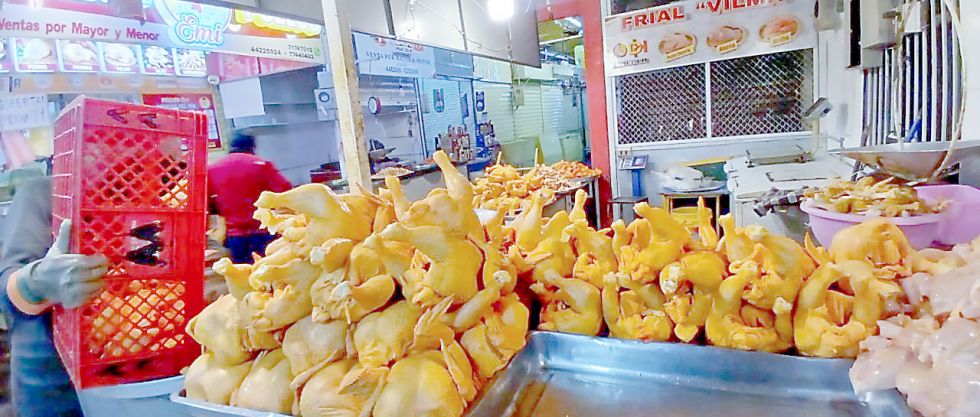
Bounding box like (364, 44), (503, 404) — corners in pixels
(142, 93), (222, 149)
(354, 32), (436, 78)
(0, 39), (12, 73)
(0, 94), (49, 131)
(0, 0), (323, 63)
(604, 0), (816, 76)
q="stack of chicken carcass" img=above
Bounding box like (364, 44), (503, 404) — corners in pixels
(517, 196), (917, 358)
(850, 238), (980, 417)
(472, 163), (574, 212)
(183, 151), (530, 417)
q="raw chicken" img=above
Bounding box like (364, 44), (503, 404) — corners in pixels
(795, 260), (886, 358)
(706, 260), (793, 353)
(185, 294), (250, 366)
(282, 317), (348, 377)
(298, 358), (385, 417)
(602, 272), (673, 341)
(661, 251), (726, 342)
(353, 301), (422, 369)
(231, 349), (295, 415)
(184, 353), (251, 405)
(381, 223), (482, 307)
(532, 271), (603, 336)
(371, 351), (466, 417)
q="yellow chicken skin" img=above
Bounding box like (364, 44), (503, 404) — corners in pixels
(460, 293), (530, 379)
(241, 258), (320, 331)
(371, 351), (466, 417)
(353, 301), (422, 369)
(185, 353), (252, 406)
(531, 271), (603, 336)
(659, 251), (726, 342)
(298, 358), (385, 417)
(432, 150), (484, 241)
(254, 183), (372, 243)
(602, 272), (673, 341)
(380, 223), (482, 307)
(185, 294), (251, 366)
(512, 193), (547, 252)
(524, 212), (576, 286)
(569, 189), (589, 223)
(184, 297), (247, 360)
(706, 260), (794, 353)
(310, 242), (398, 324)
(230, 349), (295, 415)
(213, 259), (252, 300)
(719, 215), (813, 311)
(829, 219), (915, 279)
(563, 219), (617, 288)
(794, 260), (890, 358)
(614, 216), (685, 284)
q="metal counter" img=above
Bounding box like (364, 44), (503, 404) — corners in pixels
(466, 332), (911, 417)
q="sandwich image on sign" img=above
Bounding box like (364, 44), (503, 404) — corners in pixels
(61, 41), (99, 66)
(21, 39), (54, 64)
(659, 32), (696, 62)
(104, 43), (138, 67)
(707, 26), (745, 54)
(759, 16), (800, 46)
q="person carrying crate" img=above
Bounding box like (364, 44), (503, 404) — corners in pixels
(208, 132), (292, 263)
(0, 177), (108, 417)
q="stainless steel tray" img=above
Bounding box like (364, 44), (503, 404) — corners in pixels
(834, 141), (980, 180)
(466, 332), (912, 417)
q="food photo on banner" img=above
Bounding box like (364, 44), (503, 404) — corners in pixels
(603, 0), (816, 76)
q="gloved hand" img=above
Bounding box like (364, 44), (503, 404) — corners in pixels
(17, 220), (108, 308)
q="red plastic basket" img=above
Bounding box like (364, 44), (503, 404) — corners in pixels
(51, 97), (207, 388)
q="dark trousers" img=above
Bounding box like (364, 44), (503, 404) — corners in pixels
(225, 233), (275, 264)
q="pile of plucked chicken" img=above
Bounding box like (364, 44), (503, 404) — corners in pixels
(850, 238), (980, 417)
(182, 151), (975, 417)
(184, 151), (529, 416)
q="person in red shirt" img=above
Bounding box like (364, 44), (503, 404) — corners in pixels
(208, 132), (291, 263)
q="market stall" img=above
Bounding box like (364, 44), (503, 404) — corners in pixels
(4, 0), (980, 417)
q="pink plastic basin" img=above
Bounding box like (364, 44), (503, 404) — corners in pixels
(800, 201), (944, 250)
(915, 184), (980, 246)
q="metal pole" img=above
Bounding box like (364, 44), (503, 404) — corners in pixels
(321, 0), (372, 189)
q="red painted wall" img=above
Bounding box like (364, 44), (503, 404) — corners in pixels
(539, 0), (613, 226)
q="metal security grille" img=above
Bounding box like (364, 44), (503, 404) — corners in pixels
(863, 0), (961, 146)
(616, 64), (707, 144)
(711, 50), (814, 137)
(615, 49), (813, 145)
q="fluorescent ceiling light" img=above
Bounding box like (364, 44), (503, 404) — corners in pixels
(487, 0), (514, 21)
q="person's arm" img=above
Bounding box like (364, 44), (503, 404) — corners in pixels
(265, 162), (292, 192)
(0, 178), (55, 320)
(0, 178), (107, 318)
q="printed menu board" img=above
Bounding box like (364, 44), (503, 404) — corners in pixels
(57, 40), (101, 73)
(13, 38), (57, 72)
(174, 49), (207, 77)
(99, 43), (141, 74)
(0, 38), (11, 73)
(141, 46), (176, 76)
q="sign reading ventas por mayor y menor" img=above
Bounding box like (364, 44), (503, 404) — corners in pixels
(0, 0), (323, 63)
(604, 0), (816, 76)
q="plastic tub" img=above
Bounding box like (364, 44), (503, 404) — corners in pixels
(170, 390), (291, 417)
(670, 207), (702, 228)
(78, 376), (190, 417)
(914, 185), (980, 245)
(800, 201), (944, 250)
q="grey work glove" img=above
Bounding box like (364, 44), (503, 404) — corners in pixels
(17, 221), (109, 308)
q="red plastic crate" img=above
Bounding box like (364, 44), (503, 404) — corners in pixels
(51, 97), (207, 388)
